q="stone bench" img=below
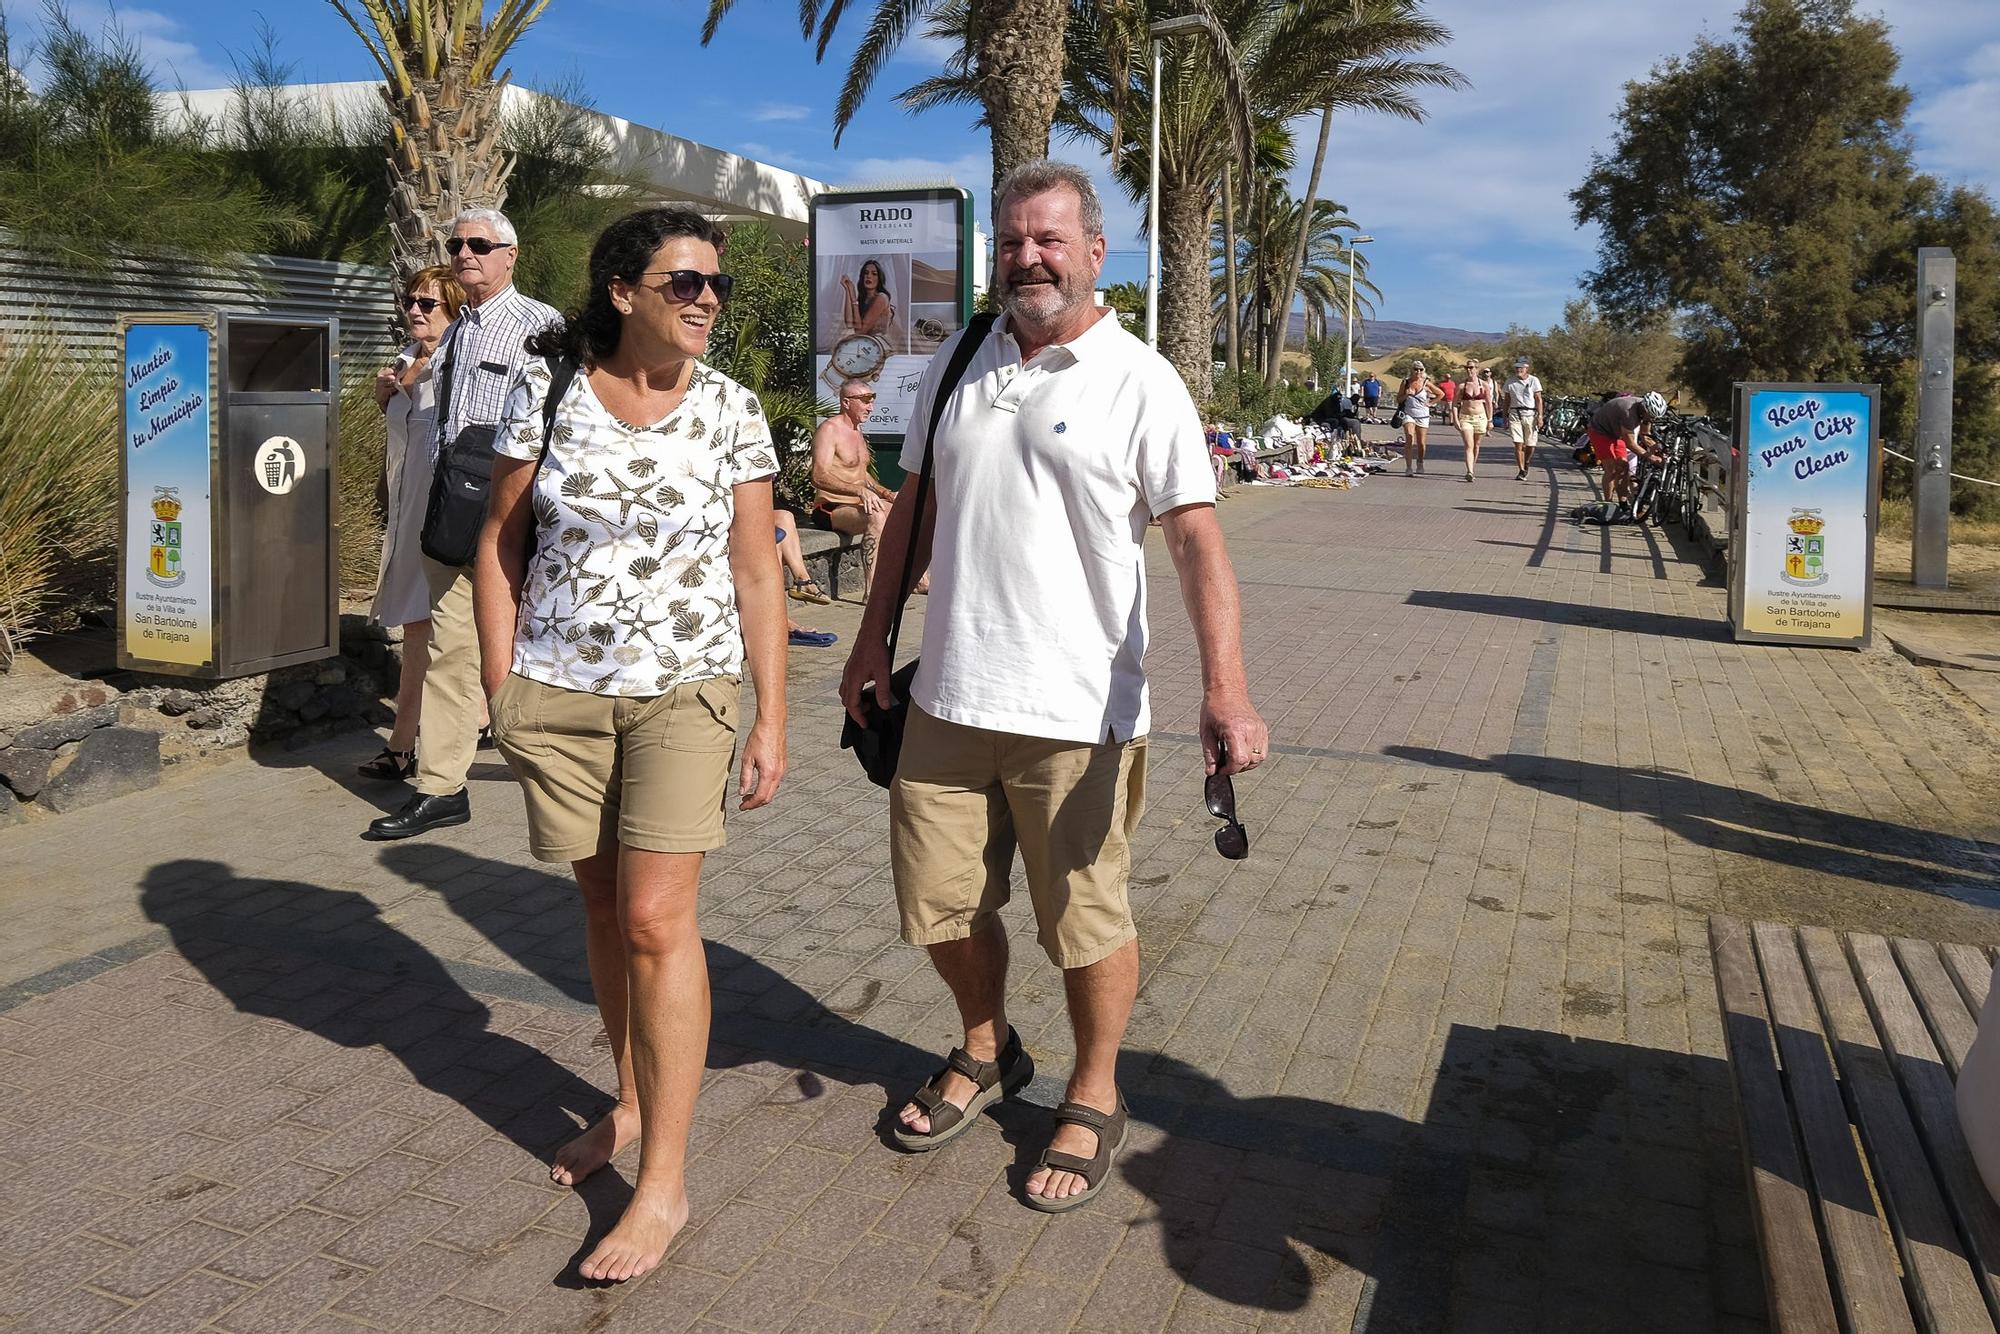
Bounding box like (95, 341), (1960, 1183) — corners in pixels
(794, 525), (866, 602)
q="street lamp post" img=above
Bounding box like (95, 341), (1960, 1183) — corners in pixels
(1146, 14), (1214, 351)
(1344, 234), (1373, 394)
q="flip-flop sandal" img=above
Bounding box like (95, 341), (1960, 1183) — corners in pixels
(891, 1027), (1033, 1153)
(356, 747), (415, 781)
(788, 628), (838, 647)
(788, 580), (832, 605)
(1023, 1095), (1128, 1213)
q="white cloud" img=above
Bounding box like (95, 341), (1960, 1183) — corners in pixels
(752, 102), (812, 123)
(1908, 41), (2000, 195)
(8, 2), (236, 93)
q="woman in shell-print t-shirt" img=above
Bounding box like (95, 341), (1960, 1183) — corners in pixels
(500, 355), (777, 694)
(473, 207), (787, 1288)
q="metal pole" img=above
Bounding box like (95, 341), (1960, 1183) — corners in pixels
(1344, 243), (1356, 394)
(1912, 247), (1955, 588)
(1146, 40), (1161, 350)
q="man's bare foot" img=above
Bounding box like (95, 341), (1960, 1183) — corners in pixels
(578, 1184), (689, 1283)
(896, 1067), (980, 1135)
(551, 1102), (639, 1187)
(1025, 1092), (1114, 1203)
(897, 1031), (1003, 1135)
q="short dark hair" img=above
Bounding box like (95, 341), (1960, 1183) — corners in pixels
(527, 207), (728, 365)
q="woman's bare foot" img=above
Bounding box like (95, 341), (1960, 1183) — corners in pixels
(551, 1102), (639, 1187)
(578, 1184), (689, 1283)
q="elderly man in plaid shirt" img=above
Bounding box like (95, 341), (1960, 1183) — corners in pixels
(368, 209), (558, 840)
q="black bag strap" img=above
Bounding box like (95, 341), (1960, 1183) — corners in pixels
(537, 357), (581, 465)
(887, 312), (998, 661)
(433, 320), (462, 446)
(522, 357), (581, 570)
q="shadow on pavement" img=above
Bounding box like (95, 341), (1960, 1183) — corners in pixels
(1404, 590), (1728, 641)
(1118, 1026), (1750, 1328)
(1387, 748), (2000, 905)
(374, 846), (938, 1108)
(138, 858), (623, 1238)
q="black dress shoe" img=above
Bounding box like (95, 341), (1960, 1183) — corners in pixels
(364, 789), (470, 840)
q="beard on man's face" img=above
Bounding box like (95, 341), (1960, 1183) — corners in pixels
(1002, 264), (1083, 319)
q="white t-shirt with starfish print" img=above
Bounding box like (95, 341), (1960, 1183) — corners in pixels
(493, 358), (778, 697)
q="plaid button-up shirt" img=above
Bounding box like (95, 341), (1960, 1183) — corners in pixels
(434, 283), (560, 450)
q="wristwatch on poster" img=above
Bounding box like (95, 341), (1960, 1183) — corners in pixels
(825, 332), (888, 389)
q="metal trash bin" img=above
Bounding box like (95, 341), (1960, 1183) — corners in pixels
(118, 312), (342, 678)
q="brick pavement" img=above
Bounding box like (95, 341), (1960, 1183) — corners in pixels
(3, 433), (1998, 1332)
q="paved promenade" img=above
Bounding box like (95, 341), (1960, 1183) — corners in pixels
(4, 435), (1998, 1332)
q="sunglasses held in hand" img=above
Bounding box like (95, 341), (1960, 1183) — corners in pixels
(1205, 742), (1249, 860)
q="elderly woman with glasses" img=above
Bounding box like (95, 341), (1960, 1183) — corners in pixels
(474, 207), (788, 1284)
(359, 264), (466, 781)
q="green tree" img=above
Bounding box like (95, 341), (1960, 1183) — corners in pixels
(1258, 0), (1459, 388)
(0, 5), (294, 268)
(1573, 0), (2000, 510)
(1498, 298), (1684, 402)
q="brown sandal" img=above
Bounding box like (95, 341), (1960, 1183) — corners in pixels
(1024, 1095), (1128, 1213)
(891, 1027), (1033, 1152)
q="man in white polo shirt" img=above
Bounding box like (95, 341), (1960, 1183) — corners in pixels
(841, 160), (1267, 1213)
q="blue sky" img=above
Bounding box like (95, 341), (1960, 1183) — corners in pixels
(6, 0), (1998, 334)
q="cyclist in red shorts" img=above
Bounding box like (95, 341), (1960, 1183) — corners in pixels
(1586, 391), (1666, 505)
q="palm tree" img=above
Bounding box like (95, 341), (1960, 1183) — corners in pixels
(325, 0), (551, 280)
(1259, 0), (1460, 387)
(1053, 0), (1339, 397)
(1217, 192), (1377, 373)
(701, 0), (1068, 202)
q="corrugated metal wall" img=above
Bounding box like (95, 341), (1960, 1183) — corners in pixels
(0, 233), (402, 378)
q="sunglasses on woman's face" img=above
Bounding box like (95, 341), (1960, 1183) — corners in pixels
(1204, 741), (1250, 860)
(639, 269), (734, 303)
(445, 236), (512, 256)
(404, 296), (441, 313)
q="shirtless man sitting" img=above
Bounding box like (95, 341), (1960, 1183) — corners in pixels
(811, 379), (898, 594)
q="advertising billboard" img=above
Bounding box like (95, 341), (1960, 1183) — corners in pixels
(120, 317), (217, 670)
(810, 187), (975, 451)
(1728, 383), (1881, 648)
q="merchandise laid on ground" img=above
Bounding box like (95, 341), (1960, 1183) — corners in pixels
(2, 424), (1997, 1332)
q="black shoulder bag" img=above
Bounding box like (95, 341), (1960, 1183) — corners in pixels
(420, 325), (511, 567)
(840, 312), (998, 788)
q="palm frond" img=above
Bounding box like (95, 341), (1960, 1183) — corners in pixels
(834, 0), (935, 143)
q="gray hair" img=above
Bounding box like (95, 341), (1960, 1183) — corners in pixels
(452, 208), (518, 245)
(993, 160), (1104, 238)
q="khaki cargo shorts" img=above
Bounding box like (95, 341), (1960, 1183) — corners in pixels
(490, 672), (738, 863)
(890, 706), (1147, 969)
(1509, 414), (1539, 448)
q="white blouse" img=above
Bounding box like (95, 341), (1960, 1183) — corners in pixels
(493, 359), (778, 697)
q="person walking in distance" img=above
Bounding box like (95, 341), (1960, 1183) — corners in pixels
(367, 209), (558, 840)
(810, 380), (897, 593)
(476, 208), (788, 1282)
(1452, 358), (1492, 482)
(1504, 357), (1544, 480)
(1396, 360), (1438, 475)
(841, 161), (1267, 1213)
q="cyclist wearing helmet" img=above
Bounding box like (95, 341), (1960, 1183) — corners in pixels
(1585, 391), (1666, 504)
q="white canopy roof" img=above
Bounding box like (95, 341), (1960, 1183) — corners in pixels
(162, 82), (829, 239)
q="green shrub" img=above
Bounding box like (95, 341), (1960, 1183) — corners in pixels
(338, 380), (387, 598)
(0, 328), (117, 666)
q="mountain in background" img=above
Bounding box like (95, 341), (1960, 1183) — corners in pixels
(1287, 315), (1506, 351)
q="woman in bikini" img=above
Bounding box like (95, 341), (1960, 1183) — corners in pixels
(1396, 361), (1437, 476)
(1453, 358), (1493, 482)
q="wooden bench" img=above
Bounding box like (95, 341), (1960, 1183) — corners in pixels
(1709, 916), (2000, 1331)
